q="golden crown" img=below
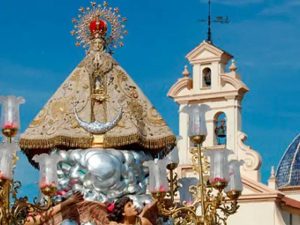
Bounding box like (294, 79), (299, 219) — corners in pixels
(71, 1), (127, 50)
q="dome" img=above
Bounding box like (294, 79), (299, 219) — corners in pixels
(276, 134), (300, 188)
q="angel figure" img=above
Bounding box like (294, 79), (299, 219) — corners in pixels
(107, 196), (157, 225)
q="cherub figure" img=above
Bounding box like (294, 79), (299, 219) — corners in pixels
(107, 196), (155, 225)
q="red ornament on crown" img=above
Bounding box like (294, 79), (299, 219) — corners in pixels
(71, 2), (127, 49)
(89, 18), (107, 37)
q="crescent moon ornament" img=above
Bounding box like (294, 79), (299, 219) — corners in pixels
(74, 107), (123, 134)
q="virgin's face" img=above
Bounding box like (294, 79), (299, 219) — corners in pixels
(123, 201), (138, 218)
(91, 38), (105, 51)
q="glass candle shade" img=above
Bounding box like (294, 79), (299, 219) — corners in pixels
(144, 158), (169, 194)
(166, 146), (179, 170)
(225, 160), (243, 200)
(0, 143), (19, 184)
(0, 96), (25, 138)
(187, 105), (207, 142)
(33, 153), (62, 196)
(206, 149), (231, 190)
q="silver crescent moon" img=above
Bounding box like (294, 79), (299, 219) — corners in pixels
(74, 107), (123, 134)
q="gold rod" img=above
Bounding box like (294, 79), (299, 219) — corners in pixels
(197, 143), (206, 220)
(169, 168), (174, 203)
(2, 136), (13, 224)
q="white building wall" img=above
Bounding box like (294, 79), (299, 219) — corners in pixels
(193, 64), (201, 91)
(211, 61), (220, 90)
(178, 104), (190, 165)
(228, 202), (286, 225)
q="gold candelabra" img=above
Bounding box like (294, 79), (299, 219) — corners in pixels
(153, 135), (240, 225)
(0, 180), (52, 225)
(0, 96), (53, 225)
(150, 105), (242, 225)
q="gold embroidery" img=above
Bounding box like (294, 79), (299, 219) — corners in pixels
(20, 48), (175, 154)
(146, 107), (166, 127)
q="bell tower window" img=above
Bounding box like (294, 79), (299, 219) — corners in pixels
(202, 67), (211, 87)
(214, 112), (226, 145)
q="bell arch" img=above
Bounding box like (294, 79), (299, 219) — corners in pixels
(202, 67), (211, 88)
(214, 112), (226, 145)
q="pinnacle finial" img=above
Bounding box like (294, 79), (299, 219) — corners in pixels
(229, 59), (237, 72)
(182, 65), (190, 77)
(270, 166), (276, 178)
(268, 165), (277, 189)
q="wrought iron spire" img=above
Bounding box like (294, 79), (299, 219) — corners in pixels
(207, 0), (212, 43)
(200, 0), (230, 43)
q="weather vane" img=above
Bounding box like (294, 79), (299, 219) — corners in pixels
(70, 1), (128, 51)
(199, 0), (230, 43)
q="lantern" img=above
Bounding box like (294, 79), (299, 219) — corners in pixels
(225, 160), (243, 200)
(144, 158), (169, 194)
(0, 143), (19, 184)
(206, 149), (231, 190)
(33, 154), (62, 196)
(187, 105), (207, 144)
(0, 96), (25, 138)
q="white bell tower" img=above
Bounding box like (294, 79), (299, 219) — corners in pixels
(168, 41), (261, 181)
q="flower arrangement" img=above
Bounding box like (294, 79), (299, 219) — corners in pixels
(107, 202), (115, 212)
(210, 177), (227, 186)
(56, 189), (68, 196)
(150, 185), (168, 193)
(1, 122), (18, 137)
(0, 170), (10, 181)
(39, 181), (56, 189)
(3, 122), (18, 130)
(39, 178), (57, 196)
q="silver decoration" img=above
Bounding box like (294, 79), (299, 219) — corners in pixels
(74, 107), (123, 134)
(70, 150), (82, 162)
(55, 148), (153, 203)
(57, 177), (69, 190)
(60, 162), (73, 173)
(58, 150), (69, 161)
(72, 184), (83, 192)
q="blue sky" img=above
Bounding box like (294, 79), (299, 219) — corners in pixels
(0, 0), (299, 199)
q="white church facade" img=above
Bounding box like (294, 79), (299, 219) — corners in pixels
(168, 40), (300, 225)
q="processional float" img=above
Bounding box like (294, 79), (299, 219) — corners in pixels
(0, 1), (242, 225)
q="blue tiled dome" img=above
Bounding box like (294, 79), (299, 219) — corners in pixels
(276, 134), (300, 188)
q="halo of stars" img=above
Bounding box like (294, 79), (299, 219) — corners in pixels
(71, 1), (128, 50)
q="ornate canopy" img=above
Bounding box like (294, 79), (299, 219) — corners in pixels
(20, 37), (175, 158)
